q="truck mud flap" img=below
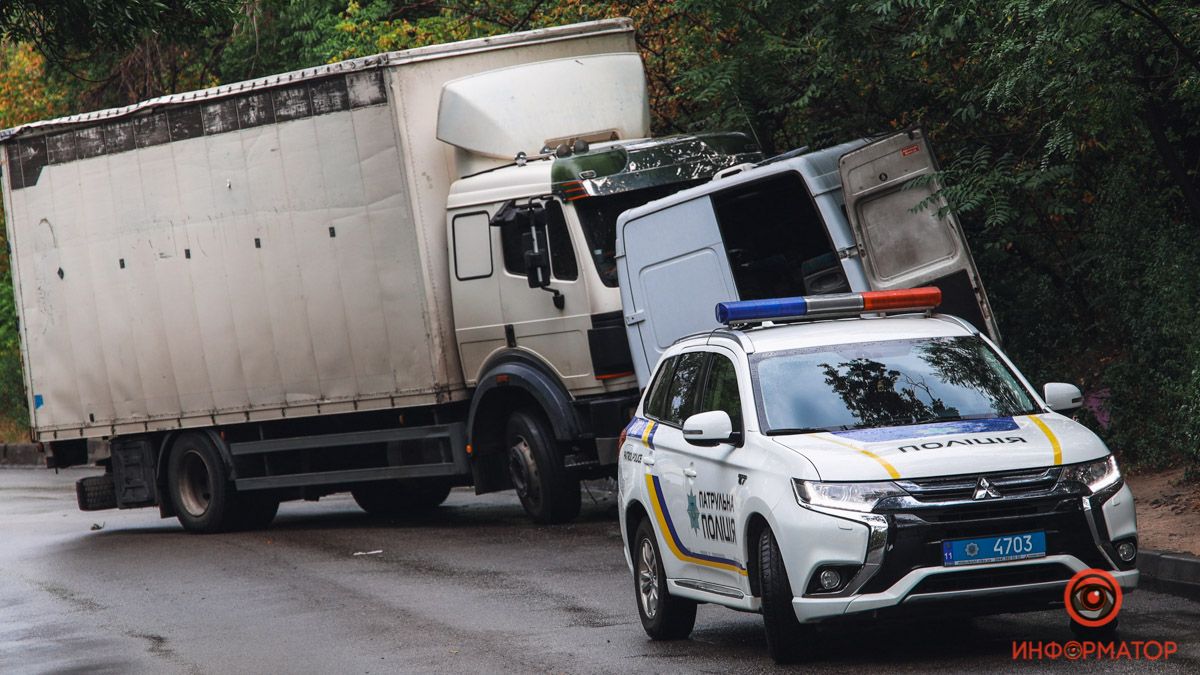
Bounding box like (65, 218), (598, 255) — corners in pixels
(76, 475), (117, 511)
(111, 438), (160, 508)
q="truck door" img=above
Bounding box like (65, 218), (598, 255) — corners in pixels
(494, 199), (593, 389)
(838, 129), (1000, 340)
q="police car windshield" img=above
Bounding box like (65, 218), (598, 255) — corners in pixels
(751, 336), (1039, 434)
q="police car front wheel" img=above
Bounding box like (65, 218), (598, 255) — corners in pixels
(633, 518), (697, 640)
(758, 527), (812, 664)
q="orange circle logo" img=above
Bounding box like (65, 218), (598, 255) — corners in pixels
(1064, 569), (1122, 627)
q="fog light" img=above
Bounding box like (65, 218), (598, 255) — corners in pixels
(1117, 541), (1137, 562)
(819, 569), (842, 590)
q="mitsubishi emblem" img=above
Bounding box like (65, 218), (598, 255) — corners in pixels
(973, 477), (1002, 500)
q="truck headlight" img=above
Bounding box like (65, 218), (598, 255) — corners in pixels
(793, 479), (907, 512)
(1059, 455), (1121, 494)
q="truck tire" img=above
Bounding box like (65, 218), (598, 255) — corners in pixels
(759, 527), (811, 664)
(505, 409), (580, 524)
(166, 432), (240, 534)
(76, 475), (118, 511)
(351, 480), (452, 516)
(633, 517), (696, 639)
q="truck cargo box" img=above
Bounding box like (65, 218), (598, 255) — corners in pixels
(0, 19), (636, 441)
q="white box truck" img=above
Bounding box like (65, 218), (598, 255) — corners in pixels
(0, 19), (761, 531)
(1, 18), (999, 534)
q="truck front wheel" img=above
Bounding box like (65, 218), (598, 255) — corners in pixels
(505, 410), (580, 524)
(167, 432), (240, 534)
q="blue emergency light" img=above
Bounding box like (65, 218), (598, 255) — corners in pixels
(715, 287), (942, 325)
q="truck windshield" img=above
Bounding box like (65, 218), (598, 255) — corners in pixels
(750, 336), (1039, 434)
(573, 183), (699, 287)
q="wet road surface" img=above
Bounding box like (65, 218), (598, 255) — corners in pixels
(2, 467), (1199, 673)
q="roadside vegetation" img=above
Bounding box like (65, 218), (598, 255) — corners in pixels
(0, 1), (1197, 471)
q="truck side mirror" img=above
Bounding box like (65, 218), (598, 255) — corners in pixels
(1043, 382), (1083, 413)
(682, 410), (734, 446)
(522, 231), (551, 288)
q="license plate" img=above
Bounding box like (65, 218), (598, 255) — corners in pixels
(942, 531), (1046, 567)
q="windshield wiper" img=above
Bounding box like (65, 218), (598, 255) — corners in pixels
(765, 425), (852, 436)
(764, 427), (828, 436)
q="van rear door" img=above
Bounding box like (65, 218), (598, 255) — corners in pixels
(838, 129), (1000, 340)
(616, 197), (738, 385)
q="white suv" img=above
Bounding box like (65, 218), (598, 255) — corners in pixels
(617, 289), (1137, 663)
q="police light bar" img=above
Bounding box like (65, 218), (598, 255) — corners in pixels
(715, 287), (943, 325)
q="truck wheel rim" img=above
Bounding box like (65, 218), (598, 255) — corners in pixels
(178, 450), (213, 517)
(508, 436), (542, 509)
(638, 538), (659, 619)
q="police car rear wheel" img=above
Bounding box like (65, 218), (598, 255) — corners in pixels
(505, 410), (580, 524)
(634, 518), (696, 640)
(759, 528), (811, 664)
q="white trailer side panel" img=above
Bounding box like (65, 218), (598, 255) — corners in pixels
(2, 86), (455, 440)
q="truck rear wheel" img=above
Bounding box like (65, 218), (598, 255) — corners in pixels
(505, 409), (580, 524)
(167, 432), (240, 534)
(351, 480), (452, 516)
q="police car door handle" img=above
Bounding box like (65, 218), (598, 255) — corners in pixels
(683, 467), (698, 478)
(642, 456), (655, 466)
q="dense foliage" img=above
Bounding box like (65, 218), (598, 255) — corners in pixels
(0, 1), (1197, 469)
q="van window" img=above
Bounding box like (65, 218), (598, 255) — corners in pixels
(711, 172), (848, 299)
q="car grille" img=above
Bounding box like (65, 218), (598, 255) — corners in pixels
(861, 494), (1111, 595)
(896, 467), (1062, 503)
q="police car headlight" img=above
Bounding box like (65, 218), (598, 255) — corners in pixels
(1059, 455), (1121, 494)
(792, 479), (906, 512)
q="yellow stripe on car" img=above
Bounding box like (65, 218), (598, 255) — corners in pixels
(1028, 415), (1063, 465)
(644, 474), (748, 576)
(817, 434), (901, 479)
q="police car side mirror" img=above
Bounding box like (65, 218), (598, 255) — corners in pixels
(682, 410), (734, 446)
(1043, 382), (1083, 413)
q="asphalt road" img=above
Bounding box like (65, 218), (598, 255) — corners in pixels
(2, 467), (1199, 674)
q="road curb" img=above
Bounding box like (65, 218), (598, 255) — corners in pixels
(1138, 549), (1200, 601)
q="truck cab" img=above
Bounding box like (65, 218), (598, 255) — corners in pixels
(444, 134), (760, 497)
(437, 52), (759, 506)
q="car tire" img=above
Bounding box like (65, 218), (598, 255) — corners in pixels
(166, 432), (240, 534)
(505, 410), (580, 524)
(352, 480), (453, 516)
(633, 517), (697, 640)
(759, 527), (811, 664)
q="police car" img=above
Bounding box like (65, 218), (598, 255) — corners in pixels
(617, 288), (1137, 663)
